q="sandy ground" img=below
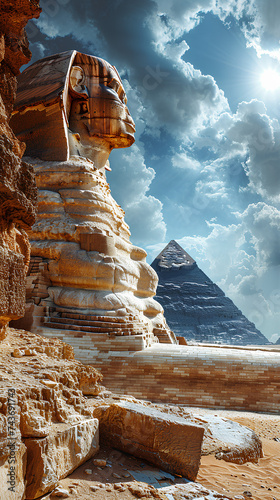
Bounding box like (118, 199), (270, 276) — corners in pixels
(197, 409), (280, 500)
(45, 408), (280, 500)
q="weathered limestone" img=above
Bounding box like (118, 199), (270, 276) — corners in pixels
(11, 51), (175, 346)
(93, 401), (204, 481)
(0, 327), (103, 499)
(0, 0), (40, 332)
(24, 419), (99, 499)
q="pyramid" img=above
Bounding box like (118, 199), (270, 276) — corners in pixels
(151, 240), (269, 345)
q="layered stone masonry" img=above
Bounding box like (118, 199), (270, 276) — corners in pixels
(13, 156), (176, 347)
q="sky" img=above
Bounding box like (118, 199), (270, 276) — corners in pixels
(24, 0), (280, 341)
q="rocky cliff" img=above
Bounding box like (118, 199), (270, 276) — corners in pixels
(0, 0), (40, 331)
(151, 240), (269, 346)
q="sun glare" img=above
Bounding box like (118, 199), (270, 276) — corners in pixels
(260, 69), (280, 91)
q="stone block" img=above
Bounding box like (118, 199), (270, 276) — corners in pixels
(24, 418), (99, 499)
(96, 401), (204, 481)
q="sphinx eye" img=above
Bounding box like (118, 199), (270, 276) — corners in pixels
(79, 102), (89, 114)
(108, 79), (120, 93)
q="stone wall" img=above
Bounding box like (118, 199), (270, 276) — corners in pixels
(0, 0), (40, 330)
(34, 325), (280, 414)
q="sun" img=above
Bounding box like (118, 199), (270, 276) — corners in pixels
(260, 68), (280, 91)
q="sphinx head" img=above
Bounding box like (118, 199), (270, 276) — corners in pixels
(11, 51), (135, 168)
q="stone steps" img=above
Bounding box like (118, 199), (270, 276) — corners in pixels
(153, 328), (174, 344)
(60, 312), (130, 324)
(43, 320), (133, 335)
(48, 316), (137, 329)
(42, 312), (150, 336)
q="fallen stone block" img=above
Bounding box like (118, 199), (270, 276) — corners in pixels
(95, 401), (204, 481)
(24, 418), (99, 499)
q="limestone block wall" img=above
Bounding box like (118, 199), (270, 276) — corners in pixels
(94, 344), (280, 413)
(34, 326), (280, 414)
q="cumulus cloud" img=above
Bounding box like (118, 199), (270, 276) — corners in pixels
(171, 150), (201, 170)
(108, 145), (166, 245)
(124, 195), (166, 245)
(217, 100), (280, 201)
(173, 202), (280, 339)
(238, 202), (280, 267)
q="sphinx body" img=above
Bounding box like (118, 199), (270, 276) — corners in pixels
(11, 51), (175, 346)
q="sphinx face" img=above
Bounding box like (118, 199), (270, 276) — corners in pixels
(68, 58), (135, 150)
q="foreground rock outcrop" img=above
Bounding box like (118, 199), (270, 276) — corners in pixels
(0, 0), (40, 331)
(24, 419), (99, 499)
(151, 240), (268, 346)
(0, 327), (102, 499)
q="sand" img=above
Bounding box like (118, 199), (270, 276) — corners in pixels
(197, 409), (280, 500)
(198, 439), (280, 499)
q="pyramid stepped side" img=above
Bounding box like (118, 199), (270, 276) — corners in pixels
(151, 241), (269, 346)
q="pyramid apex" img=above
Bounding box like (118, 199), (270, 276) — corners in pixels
(152, 240), (196, 269)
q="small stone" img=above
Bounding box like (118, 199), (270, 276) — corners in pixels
(84, 469), (92, 475)
(112, 473), (122, 479)
(122, 472), (131, 478)
(51, 487), (70, 498)
(93, 458), (107, 467)
(12, 348), (24, 358)
(128, 484), (147, 497)
(243, 492), (252, 498)
(114, 483), (126, 491)
(90, 486), (98, 492)
(41, 379), (58, 388)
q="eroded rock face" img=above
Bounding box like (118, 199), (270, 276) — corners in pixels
(0, 0), (40, 331)
(0, 327), (102, 498)
(24, 419), (99, 499)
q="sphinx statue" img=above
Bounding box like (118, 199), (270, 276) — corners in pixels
(11, 51), (176, 351)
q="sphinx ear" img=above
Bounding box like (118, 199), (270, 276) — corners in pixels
(69, 66), (89, 98)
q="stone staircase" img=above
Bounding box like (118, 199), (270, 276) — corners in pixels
(153, 327), (177, 344)
(42, 309), (151, 337)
